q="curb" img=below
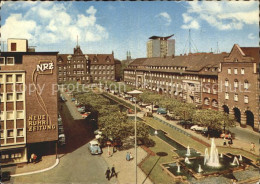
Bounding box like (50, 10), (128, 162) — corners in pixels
(11, 158), (59, 177)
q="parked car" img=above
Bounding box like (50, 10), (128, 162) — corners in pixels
(88, 140), (102, 155)
(0, 171), (11, 182)
(58, 126), (64, 134)
(146, 105), (159, 112)
(190, 125), (207, 131)
(77, 107), (85, 113)
(58, 118), (63, 126)
(71, 97), (76, 102)
(157, 107), (167, 115)
(178, 120), (194, 129)
(58, 134), (66, 146)
(60, 96), (67, 102)
(82, 112), (91, 119)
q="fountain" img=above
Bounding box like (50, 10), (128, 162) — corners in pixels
(177, 164), (181, 173)
(154, 130), (158, 135)
(231, 156), (239, 166)
(239, 155), (243, 161)
(198, 164), (203, 173)
(185, 157), (191, 164)
(204, 148), (209, 165)
(186, 145), (191, 156)
(220, 153), (223, 158)
(206, 138), (220, 167)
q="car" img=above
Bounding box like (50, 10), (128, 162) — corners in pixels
(58, 134), (66, 146)
(58, 118), (62, 126)
(190, 125), (207, 131)
(178, 120), (194, 129)
(157, 107), (167, 115)
(88, 140), (102, 155)
(146, 105), (159, 112)
(60, 96), (67, 102)
(0, 171), (11, 182)
(58, 126), (64, 134)
(71, 97), (76, 102)
(77, 107), (85, 113)
(82, 112), (91, 118)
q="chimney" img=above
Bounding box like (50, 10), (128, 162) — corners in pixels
(172, 54), (175, 58)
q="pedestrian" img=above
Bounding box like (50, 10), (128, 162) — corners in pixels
(126, 152), (130, 161)
(111, 165), (117, 178)
(33, 153), (37, 164)
(30, 153), (35, 163)
(105, 167), (111, 181)
(129, 152), (133, 160)
(252, 143), (255, 152)
(250, 142), (254, 151)
(223, 137), (227, 146)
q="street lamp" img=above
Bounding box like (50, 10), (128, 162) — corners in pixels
(127, 90), (143, 184)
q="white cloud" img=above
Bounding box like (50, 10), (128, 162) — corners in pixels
(1, 14), (38, 40)
(1, 3), (108, 44)
(156, 12), (172, 26)
(86, 6), (97, 15)
(181, 20), (200, 30)
(182, 1), (259, 30)
(248, 33), (256, 40)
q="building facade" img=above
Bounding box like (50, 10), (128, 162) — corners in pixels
(124, 44), (260, 131)
(124, 52), (227, 109)
(218, 44), (260, 131)
(57, 45), (121, 84)
(147, 35), (175, 58)
(0, 39), (58, 165)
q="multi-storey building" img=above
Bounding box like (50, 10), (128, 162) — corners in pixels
(147, 35), (175, 58)
(124, 44), (260, 132)
(57, 45), (121, 84)
(0, 39), (58, 165)
(218, 44), (260, 131)
(124, 52), (227, 109)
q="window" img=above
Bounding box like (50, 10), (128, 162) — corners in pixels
(0, 130), (4, 139)
(0, 75), (3, 83)
(244, 96), (249, 104)
(16, 111), (24, 119)
(241, 68), (245, 75)
(6, 75), (13, 83)
(204, 98), (209, 105)
(11, 43), (17, 51)
(17, 129), (24, 137)
(213, 88), (217, 94)
(203, 78), (206, 82)
(7, 93), (13, 101)
(234, 79), (238, 88)
(244, 80), (249, 89)
(225, 92), (229, 100)
(207, 88), (211, 93)
(208, 79), (210, 82)
(228, 68), (231, 74)
(234, 94), (238, 101)
(212, 100), (218, 107)
(16, 93), (23, 101)
(0, 94), (3, 101)
(225, 79), (229, 87)
(16, 74), (23, 83)
(7, 57), (14, 65)
(0, 57), (5, 65)
(7, 130), (14, 137)
(234, 68), (238, 74)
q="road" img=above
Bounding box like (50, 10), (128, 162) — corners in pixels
(229, 126), (260, 145)
(12, 94), (116, 183)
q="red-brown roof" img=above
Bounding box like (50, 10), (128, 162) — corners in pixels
(240, 47), (260, 63)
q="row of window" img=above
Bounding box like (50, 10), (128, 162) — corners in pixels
(0, 93), (24, 101)
(204, 98), (218, 107)
(225, 93), (249, 103)
(0, 129), (24, 138)
(0, 111), (25, 120)
(224, 79), (249, 89)
(0, 57), (15, 65)
(228, 68), (245, 75)
(1, 153), (22, 159)
(91, 71), (114, 75)
(0, 74), (23, 83)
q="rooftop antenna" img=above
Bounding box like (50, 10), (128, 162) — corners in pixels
(189, 29), (191, 54)
(216, 42), (220, 53)
(77, 35), (79, 47)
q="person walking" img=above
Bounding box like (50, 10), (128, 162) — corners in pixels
(126, 152), (130, 161)
(111, 165), (117, 178)
(223, 137), (227, 146)
(252, 143), (255, 152)
(105, 167), (111, 181)
(129, 152), (133, 161)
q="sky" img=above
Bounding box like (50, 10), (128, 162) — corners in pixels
(0, 1), (259, 60)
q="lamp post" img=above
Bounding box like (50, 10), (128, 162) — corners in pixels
(127, 90), (143, 184)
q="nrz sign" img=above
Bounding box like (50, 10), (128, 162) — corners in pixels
(37, 61), (54, 74)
